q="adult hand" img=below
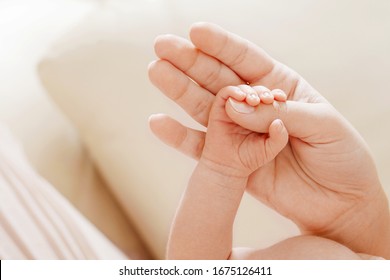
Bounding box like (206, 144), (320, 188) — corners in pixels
(148, 22), (390, 258)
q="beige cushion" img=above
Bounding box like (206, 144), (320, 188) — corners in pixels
(0, 0), (147, 259)
(39, 1), (194, 259)
(38, 0), (390, 259)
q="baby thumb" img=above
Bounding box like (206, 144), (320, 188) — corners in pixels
(226, 98), (336, 142)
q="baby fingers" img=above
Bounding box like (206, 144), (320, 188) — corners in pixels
(223, 85), (286, 107)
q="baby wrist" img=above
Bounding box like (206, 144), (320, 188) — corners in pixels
(196, 159), (249, 191)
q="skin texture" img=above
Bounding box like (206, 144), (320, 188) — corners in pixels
(148, 22), (390, 258)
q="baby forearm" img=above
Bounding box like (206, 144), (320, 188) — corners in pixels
(167, 161), (247, 259)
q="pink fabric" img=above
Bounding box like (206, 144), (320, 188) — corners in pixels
(0, 125), (127, 259)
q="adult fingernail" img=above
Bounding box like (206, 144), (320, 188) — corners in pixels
(228, 98), (255, 114)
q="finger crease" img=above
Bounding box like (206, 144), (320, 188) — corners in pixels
(213, 32), (229, 58)
(174, 78), (192, 102)
(201, 62), (223, 88)
(190, 96), (212, 126)
(183, 50), (201, 74)
(228, 39), (249, 68)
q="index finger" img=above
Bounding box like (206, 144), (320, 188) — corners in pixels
(148, 59), (214, 127)
(190, 22), (276, 84)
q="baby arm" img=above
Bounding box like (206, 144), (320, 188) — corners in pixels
(168, 163), (372, 260)
(166, 86), (288, 259)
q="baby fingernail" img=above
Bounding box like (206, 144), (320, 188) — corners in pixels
(263, 91), (272, 98)
(249, 93), (258, 99)
(273, 89), (287, 101)
(228, 98), (255, 114)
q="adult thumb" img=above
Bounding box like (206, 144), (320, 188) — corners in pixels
(226, 98), (339, 143)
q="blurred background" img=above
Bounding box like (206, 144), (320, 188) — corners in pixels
(1, 0), (389, 259)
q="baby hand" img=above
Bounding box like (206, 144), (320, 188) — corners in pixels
(200, 85), (288, 180)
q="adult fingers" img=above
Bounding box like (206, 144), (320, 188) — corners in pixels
(149, 114), (205, 160)
(190, 22), (276, 84)
(148, 60), (214, 126)
(154, 34), (243, 94)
